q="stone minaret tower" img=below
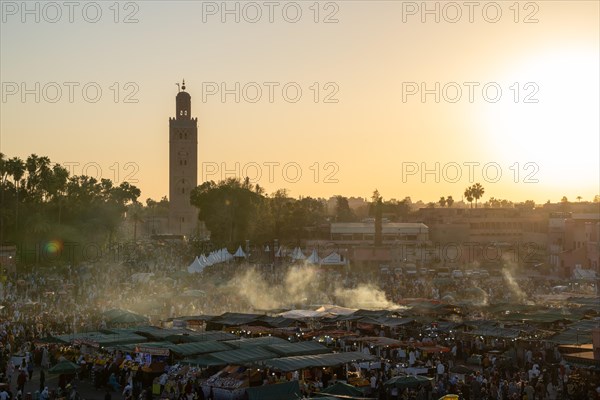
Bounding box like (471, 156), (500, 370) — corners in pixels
(169, 80), (198, 236)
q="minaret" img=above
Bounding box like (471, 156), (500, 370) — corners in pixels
(169, 80), (198, 236)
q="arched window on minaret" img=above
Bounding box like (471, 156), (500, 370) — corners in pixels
(176, 79), (191, 121)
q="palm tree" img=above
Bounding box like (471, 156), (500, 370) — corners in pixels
(438, 197), (446, 207)
(128, 202), (145, 241)
(471, 183), (485, 208)
(446, 196), (454, 208)
(6, 157), (25, 231)
(576, 196), (582, 203)
(464, 187), (474, 208)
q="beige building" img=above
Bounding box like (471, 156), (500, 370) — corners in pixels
(330, 222), (429, 245)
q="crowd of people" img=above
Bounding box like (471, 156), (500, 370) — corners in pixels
(0, 241), (598, 399)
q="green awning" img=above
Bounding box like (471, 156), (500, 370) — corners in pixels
(181, 356), (226, 367)
(209, 347), (278, 364)
(266, 341), (331, 357)
(224, 336), (288, 349)
(246, 381), (301, 400)
(172, 341), (233, 357)
(261, 351), (374, 372)
(56, 332), (147, 347)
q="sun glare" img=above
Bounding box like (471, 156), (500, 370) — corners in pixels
(480, 49), (599, 188)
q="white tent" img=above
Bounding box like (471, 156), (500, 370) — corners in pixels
(275, 246), (284, 258)
(291, 247), (306, 260)
(203, 249), (233, 266)
(187, 257), (206, 274)
(320, 251), (347, 266)
(220, 247), (233, 261)
(307, 249), (320, 264)
(206, 252), (216, 264)
(200, 254), (211, 266)
(233, 246), (246, 258)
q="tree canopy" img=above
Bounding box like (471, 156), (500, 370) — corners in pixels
(0, 153), (141, 265)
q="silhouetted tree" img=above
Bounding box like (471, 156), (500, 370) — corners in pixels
(438, 197), (446, 207)
(464, 187), (474, 208)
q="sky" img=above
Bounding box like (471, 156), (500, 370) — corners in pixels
(1, 0), (599, 204)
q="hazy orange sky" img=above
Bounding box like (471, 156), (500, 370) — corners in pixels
(1, 1), (598, 203)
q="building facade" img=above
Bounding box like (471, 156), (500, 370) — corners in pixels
(548, 212), (600, 277)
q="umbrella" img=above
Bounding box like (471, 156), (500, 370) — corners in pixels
(48, 360), (80, 374)
(384, 375), (433, 389)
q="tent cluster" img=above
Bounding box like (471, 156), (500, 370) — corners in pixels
(289, 247), (306, 260)
(290, 247), (347, 266)
(188, 248), (239, 273)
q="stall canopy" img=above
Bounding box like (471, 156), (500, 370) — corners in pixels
(55, 331), (147, 347)
(223, 336), (288, 349)
(172, 341), (233, 357)
(384, 375), (433, 389)
(265, 341), (331, 357)
(210, 313), (266, 327)
(246, 380), (301, 400)
(315, 305), (357, 316)
(261, 351), (374, 372)
(110, 311), (150, 325)
(278, 310), (327, 319)
(48, 360), (80, 374)
(208, 347), (278, 364)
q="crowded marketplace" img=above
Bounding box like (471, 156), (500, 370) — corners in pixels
(1, 239), (599, 400)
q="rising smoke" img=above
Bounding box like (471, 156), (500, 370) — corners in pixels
(227, 263), (400, 310)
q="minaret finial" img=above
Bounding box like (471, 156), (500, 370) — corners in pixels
(182, 79), (186, 91)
